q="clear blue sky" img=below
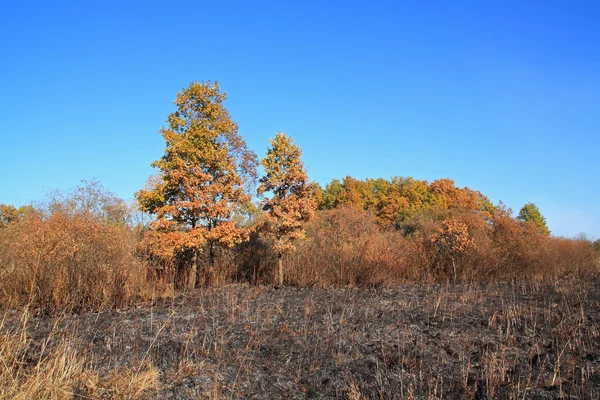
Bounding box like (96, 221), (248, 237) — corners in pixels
(1, 1), (598, 238)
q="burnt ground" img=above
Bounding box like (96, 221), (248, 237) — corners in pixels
(5, 277), (600, 399)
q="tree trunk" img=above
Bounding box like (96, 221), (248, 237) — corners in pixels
(277, 253), (283, 286)
(452, 257), (457, 283)
(208, 240), (215, 286)
(188, 251), (198, 289)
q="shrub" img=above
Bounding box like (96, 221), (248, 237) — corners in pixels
(281, 207), (598, 286)
(0, 182), (148, 315)
(286, 207), (408, 286)
(429, 218), (476, 281)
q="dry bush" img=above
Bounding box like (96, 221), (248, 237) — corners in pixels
(5, 181), (593, 303)
(0, 181), (150, 315)
(450, 215), (597, 281)
(539, 236), (598, 276)
(279, 207), (598, 287)
(233, 231), (277, 285)
(139, 238), (258, 289)
(397, 209), (492, 282)
(429, 217), (476, 281)
(286, 207), (408, 286)
(484, 215), (547, 279)
(0, 212), (147, 314)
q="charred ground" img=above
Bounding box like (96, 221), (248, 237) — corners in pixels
(4, 276), (600, 399)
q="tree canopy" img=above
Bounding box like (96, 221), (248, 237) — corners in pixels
(517, 202), (550, 236)
(136, 81), (257, 286)
(258, 132), (316, 285)
(318, 176), (494, 227)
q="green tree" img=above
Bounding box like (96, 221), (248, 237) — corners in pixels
(257, 132), (316, 285)
(517, 202), (550, 236)
(319, 179), (344, 210)
(136, 81), (257, 287)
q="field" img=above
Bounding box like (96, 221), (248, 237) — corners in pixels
(3, 276), (600, 399)
(3, 2), (600, 398)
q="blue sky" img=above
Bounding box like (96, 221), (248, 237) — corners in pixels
(1, 1), (598, 238)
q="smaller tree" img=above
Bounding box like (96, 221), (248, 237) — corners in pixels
(319, 179), (344, 210)
(430, 218), (476, 281)
(0, 204), (43, 228)
(517, 202), (550, 236)
(0, 204), (20, 228)
(258, 133), (316, 285)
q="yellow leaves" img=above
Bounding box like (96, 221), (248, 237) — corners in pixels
(136, 81), (258, 262)
(258, 132), (307, 197)
(258, 133), (316, 256)
(319, 176), (498, 227)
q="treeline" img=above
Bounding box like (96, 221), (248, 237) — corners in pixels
(0, 81), (598, 315)
(313, 175), (549, 233)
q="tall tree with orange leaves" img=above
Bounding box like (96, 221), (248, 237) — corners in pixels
(136, 81), (257, 287)
(258, 133), (316, 285)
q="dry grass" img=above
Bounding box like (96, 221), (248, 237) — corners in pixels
(3, 276), (599, 398)
(0, 308), (161, 400)
(97, 362), (161, 399)
(0, 331), (86, 399)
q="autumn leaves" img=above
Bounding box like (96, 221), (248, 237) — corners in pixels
(136, 82), (315, 287)
(257, 133), (317, 285)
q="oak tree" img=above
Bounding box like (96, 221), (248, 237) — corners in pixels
(136, 81), (257, 287)
(257, 133), (316, 285)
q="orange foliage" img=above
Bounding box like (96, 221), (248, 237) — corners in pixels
(257, 133), (316, 285)
(430, 218), (476, 254)
(258, 133), (316, 256)
(319, 176), (495, 227)
(0, 210), (146, 315)
(136, 81), (257, 287)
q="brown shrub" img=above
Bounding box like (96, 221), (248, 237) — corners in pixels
(4, 181), (594, 303)
(285, 207), (409, 286)
(0, 210), (148, 314)
(429, 217), (476, 281)
(279, 207), (598, 286)
(0, 181), (153, 315)
(234, 231), (277, 285)
(460, 216), (597, 281)
(539, 236), (598, 277)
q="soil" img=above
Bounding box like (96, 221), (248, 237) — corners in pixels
(5, 277), (600, 399)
